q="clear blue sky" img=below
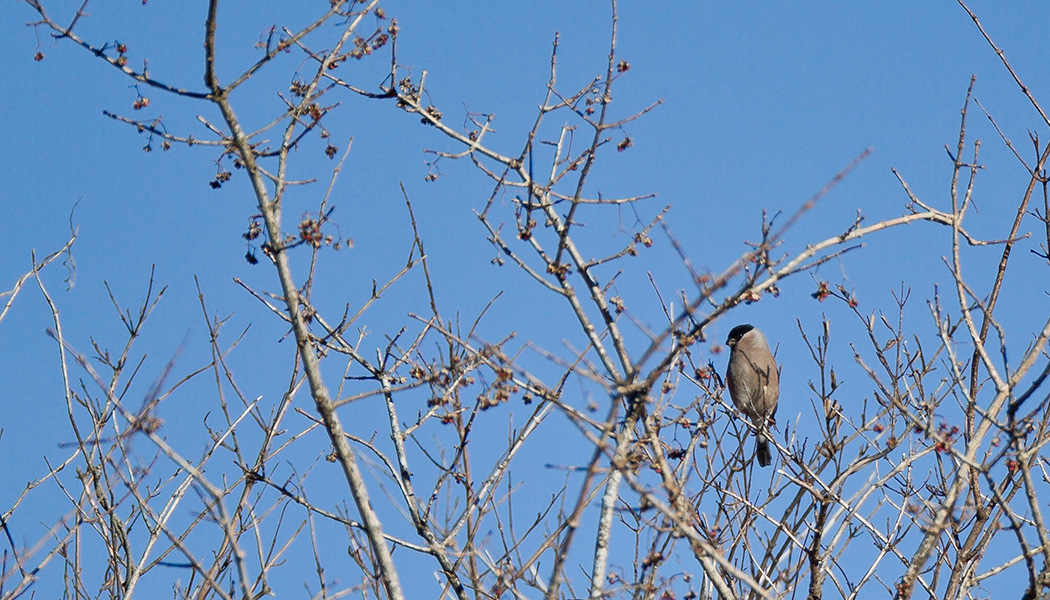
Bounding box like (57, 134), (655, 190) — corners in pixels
(3, 1), (1048, 597)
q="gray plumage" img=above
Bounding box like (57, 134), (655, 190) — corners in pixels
(725, 324), (780, 467)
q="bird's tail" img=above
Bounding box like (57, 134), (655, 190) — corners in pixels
(756, 435), (771, 467)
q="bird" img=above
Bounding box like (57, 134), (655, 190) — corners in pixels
(725, 324), (780, 467)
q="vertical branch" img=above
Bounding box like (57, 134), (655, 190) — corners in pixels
(202, 4), (404, 599)
(380, 378), (470, 600)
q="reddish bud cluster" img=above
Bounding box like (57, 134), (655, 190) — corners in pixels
(298, 218), (324, 247)
(209, 170), (232, 189)
(583, 86), (604, 115)
(811, 281), (859, 306)
(933, 422), (960, 453)
(243, 219), (262, 241)
(547, 262), (571, 278)
(397, 77), (421, 108)
(343, 30), (389, 61)
(641, 551), (664, 568)
(114, 40), (129, 67)
(694, 366), (713, 381)
(422, 105), (442, 125)
(517, 218), (537, 241)
(812, 281), (831, 301)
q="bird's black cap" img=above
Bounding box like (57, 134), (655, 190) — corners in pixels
(726, 324), (755, 345)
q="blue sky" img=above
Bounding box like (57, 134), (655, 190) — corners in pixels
(3, 1), (1049, 597)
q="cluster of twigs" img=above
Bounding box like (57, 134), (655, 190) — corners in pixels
(5, 1), (1050, 599)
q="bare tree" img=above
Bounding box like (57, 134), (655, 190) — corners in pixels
(5, 1), (1050, 599)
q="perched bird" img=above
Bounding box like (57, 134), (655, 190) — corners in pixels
(725, 324), (780, 467)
